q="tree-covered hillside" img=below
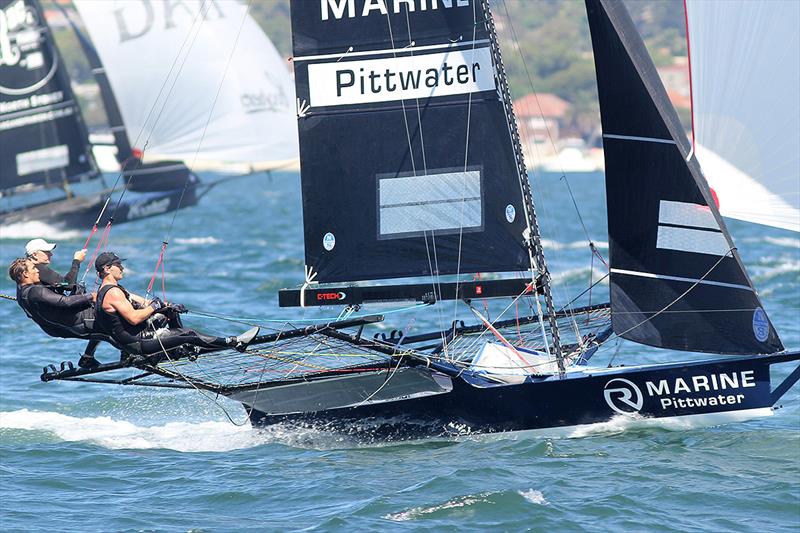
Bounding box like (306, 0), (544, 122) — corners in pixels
(55, 0), (689, 136)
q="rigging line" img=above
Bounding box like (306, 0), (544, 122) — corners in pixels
(187, 303), (429, 326)
(452, 4), (482, 336)
(383, 9), (418, 177)
(403, 7), (429, 176)
(483, 0), (554, 363)
(161, 0), (255, 247)
(497, 0), (583, 350)
(599, 249), (735, 349)
(106, 1), (212, 221)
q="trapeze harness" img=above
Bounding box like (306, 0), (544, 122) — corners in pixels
(94, 284), (229, 355)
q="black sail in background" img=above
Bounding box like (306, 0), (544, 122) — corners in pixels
(586, 0), (782, 355)
(290, 0), (530, 283)
(0, 0), (96, 193)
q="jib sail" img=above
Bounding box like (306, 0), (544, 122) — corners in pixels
(585, 0), (783, 355)
(0, 0), (97, 193)
(290, 0), (532, 283)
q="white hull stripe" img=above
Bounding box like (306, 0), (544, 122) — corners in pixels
(293, 39), (491, 62)
(603, 133), (676, 144)
(610, 268), (754, 291)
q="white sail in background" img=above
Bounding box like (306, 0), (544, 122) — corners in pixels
(74, 0), (298, 173)
(685, 0), (799, 232)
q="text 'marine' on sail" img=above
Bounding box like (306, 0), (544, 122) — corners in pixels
(585, 0), (782, 356)
(0, 0), (96, 194)
(290, 0), (533, 283)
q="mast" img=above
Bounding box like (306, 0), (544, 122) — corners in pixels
(480, 0), (564, 373)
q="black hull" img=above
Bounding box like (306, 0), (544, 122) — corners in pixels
(239, 353), (800, 441)
(0, 174), (200, 229)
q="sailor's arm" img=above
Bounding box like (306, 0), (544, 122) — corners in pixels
(63, 249), (87, 285)
(31, 286), (93, 309)
(104, 287), (157, 325)
(36, 265), (65, 286)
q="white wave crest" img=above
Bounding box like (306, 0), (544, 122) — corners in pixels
(551, 266), (610, 285)
(384, 492), (495, 521)
(174, 236), (221, 245)
(0, 410), (262, 452)
(764, 237), (800, 248)
(518, 489), (548, 505)
(0, 221), (82, 241)
(754, 260), (800, 281)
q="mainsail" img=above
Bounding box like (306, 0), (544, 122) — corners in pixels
(73, 0), (298, 172)
(685, 0), (800, 233)
(586, 0), (783, 355)
(291, 0), (535, 282)
(0, 0), (97, 194)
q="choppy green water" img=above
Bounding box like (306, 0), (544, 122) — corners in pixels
(1, 172), (798, 531)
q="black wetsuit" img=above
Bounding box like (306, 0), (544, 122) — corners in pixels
(94, 284), (230, 355)
(16, 284), (96, 344)
(35, 260), (81, 287)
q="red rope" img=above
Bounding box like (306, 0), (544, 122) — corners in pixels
(147, 242), (168, 296)
(83, 220), (113, 283)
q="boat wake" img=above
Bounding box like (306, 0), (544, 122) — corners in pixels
(0, 221), (82, 241)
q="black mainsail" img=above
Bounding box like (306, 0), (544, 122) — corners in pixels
(586, 0), (782, 355)
(0, 0), (97, 195)
(291, 0), (534, 283)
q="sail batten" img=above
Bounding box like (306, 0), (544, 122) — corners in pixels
(586, 0), (783, 355)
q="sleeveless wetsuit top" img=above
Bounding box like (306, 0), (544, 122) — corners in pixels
(95, 284), (147, 345)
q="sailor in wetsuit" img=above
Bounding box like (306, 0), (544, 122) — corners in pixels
(93, 252), (258, 358)
(25, 238), (87, 289)
(9, 258), (101, 369)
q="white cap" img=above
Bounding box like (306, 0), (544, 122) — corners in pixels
(25, 238), (57, 256)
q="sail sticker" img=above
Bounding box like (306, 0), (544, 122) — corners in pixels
(378, 169), (483, 238)
(0, 0), (59, 96)
(658, 200), (718, 229)
(505, 204), (516, 223)
(656, 200), (728, 256)
(752, 308), (769, 342)
(307, 47), (496, 107)
(16, 144), (68, 175)
(323, 232), (336, 251)
(656, 225), (729, 256)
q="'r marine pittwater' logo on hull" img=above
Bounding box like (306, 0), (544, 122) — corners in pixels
(603, 378), (644, 414)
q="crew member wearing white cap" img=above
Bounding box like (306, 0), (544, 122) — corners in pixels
(25, 238), (87, 288)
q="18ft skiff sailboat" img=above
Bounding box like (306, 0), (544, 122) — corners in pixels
(41, 0), (799, 440)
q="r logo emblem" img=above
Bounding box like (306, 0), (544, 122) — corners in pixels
(603, 378), (643, 414)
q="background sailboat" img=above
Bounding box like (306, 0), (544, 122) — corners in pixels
(0, 0), (199, 229)
(684, 0), (799, 233)
(73, 0), (298, 175)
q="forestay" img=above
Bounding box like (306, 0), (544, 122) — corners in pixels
(685, 0), (800, 233)
(586, 0), (782, 355)
(290, 0), (533, 283)
(73, 0), (298, 172)
(0, 0), (97, 193)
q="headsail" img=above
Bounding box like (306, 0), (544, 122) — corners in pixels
(585, 0), (782, 355)
(72, 0), (298, 172)
(290, 0), (533, 283)
(685, 0), (800, 233)
(0, 0), (97, 193)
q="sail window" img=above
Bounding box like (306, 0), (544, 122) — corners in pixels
(378, 169), (483, 238)
(656, 200), (728, 256)
(16, 145), (69, 176)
